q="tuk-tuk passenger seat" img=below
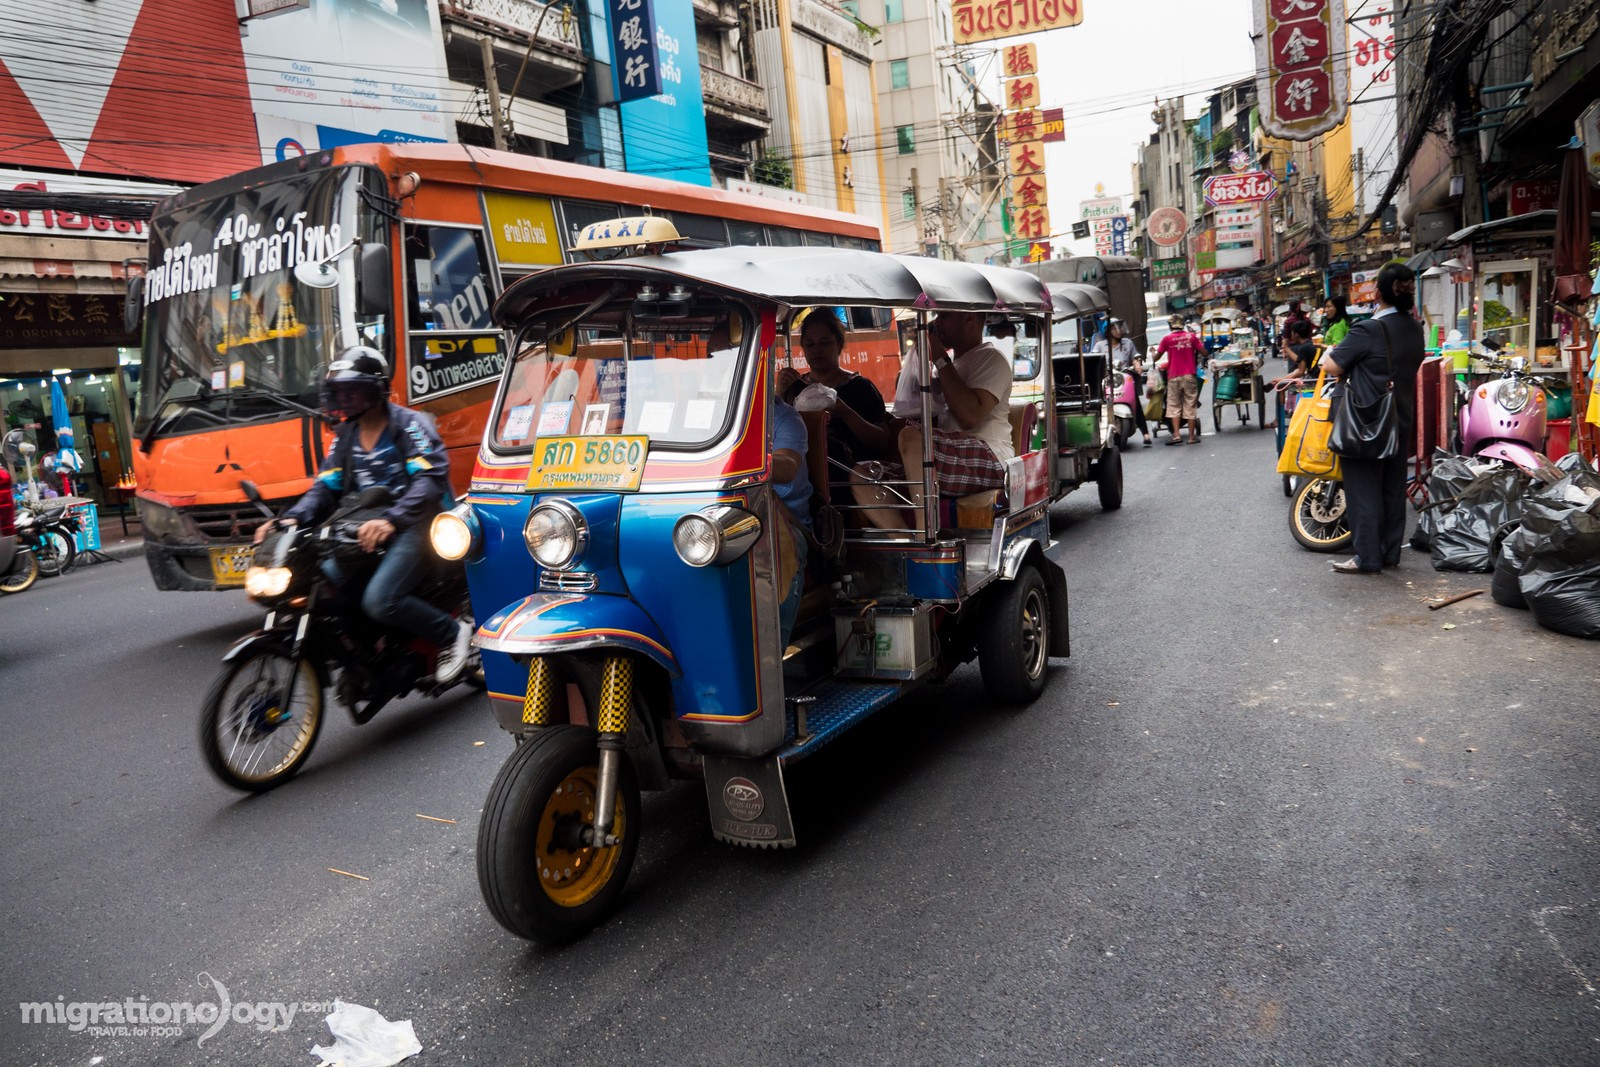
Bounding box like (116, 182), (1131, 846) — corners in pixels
(946, 405), (1035, 524)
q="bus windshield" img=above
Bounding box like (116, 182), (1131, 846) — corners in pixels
(137, 165), (391, 440)
(491, 305), (752, 454)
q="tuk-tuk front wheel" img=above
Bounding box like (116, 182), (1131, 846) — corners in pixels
(978, 564), (1050, 704)
(477, 724), (640, 943)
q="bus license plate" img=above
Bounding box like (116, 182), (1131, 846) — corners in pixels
(527, 436), (649, 493)
(209, 545), (255, 587)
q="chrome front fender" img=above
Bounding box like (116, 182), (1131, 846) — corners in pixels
(474, 592), (680, 677)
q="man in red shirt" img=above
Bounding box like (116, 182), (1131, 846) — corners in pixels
(1156, 314), (1204, 444)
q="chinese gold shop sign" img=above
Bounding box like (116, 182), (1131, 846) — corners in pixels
(952, 0), (1083, 45)
(1253, 0), (1348, 140)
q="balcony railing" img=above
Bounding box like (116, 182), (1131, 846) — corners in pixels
(442, 0), (582, 52)
(701, 66), (770, 124)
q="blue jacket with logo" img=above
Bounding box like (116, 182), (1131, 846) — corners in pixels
(284, 403), (450, 531)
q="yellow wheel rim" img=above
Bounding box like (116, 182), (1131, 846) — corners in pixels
(534, 766), (626, 908)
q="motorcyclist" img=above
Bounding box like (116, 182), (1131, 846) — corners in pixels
(254, 347), (473, 682)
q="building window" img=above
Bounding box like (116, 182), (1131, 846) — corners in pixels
(890, 59), (909, 89)
(902, 190), (916, 219)
(897, 125), (915, 154)
(884, 0), (902, 22)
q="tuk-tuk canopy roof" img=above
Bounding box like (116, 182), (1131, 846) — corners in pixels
(493, 246), (1054, 326)
(1045, 282), (1110, 319)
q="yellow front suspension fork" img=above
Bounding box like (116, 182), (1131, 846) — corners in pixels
(591, 655), (631, 845)
(522, 656), (557, 727)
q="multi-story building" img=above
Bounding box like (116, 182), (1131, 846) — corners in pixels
(848, 0), (1003, 260)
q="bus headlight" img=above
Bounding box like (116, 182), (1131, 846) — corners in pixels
(673, 506), (761, 567)
(245, 565), (293, 599)
(430, 504), (480, 561)
(524, 499), (587, 569)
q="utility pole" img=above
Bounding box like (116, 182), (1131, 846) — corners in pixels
(910, 167), (922, 255)
(1353, 147), (1366, 225)
(936, 175), (949, 259)
(481, 36), (508, 152)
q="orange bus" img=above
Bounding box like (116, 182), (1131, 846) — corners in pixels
(132, 143), (883, 590)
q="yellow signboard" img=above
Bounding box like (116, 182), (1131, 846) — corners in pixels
(526, 435), (650, 493)
(1007, 141), (1046, 178)
(1003, 74), (1040, 111)
(483, 191), (562, 267)
(952, 0), (1084, 45)
(1002, 43), (1038, 76)
(1012, 174), (1049, 208)
(1013, 205), (1051, 240)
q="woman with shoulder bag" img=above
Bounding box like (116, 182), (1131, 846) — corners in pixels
(1319, 263), (1426, 574)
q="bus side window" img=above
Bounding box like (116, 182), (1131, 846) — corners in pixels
(405, 225), (494, 332)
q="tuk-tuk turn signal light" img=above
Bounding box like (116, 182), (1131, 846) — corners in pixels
(673, 506), (761, 567)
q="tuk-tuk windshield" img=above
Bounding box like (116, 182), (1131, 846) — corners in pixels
(490, 306), (751, 452)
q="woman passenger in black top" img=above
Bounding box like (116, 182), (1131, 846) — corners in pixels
(778, 310), (894, 475)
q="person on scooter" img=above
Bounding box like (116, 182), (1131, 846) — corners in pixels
(256, 347), (474, 680)
(1320, 262), (1425, 574)
(1091, 320), (1151, 446)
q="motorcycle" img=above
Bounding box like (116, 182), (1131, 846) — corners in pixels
(198, 481), (480, 792)
(1110, 360), (1140, 448)
(1458, 353), (1551, 474)
(15, 503), (80, 578)
(1289, 474), (1352, 553)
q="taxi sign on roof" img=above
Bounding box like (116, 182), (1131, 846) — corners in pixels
(573, 216), (682, 251)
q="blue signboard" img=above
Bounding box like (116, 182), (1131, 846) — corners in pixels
(611, 0), (662, 101)
(612, 0), (711, 187)
(1110, 215), (1129, 256)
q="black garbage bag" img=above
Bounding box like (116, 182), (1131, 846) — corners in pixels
(1412, 450), (1480, 552)
(1491, 533), (1528, 609)
(1511, 472), (1600, 636)
(1554, 452), (1596, 477)
(1430, 467), (1532, 572)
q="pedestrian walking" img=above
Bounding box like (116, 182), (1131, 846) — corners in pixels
(1320, 263), (1425, 574)
(1155, 313), (1204, 445)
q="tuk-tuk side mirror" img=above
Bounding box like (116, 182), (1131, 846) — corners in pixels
(1013, 356), (1040, 381)
(726, 317), (743, 345)
(548, 328), (577, 358)
(356, 243), (391, 316)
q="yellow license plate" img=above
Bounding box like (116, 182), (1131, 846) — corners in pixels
(527, 435), (649, 493)
(209, 545), (256, 587)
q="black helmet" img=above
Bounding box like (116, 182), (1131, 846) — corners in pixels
(320, 346), (389, 420)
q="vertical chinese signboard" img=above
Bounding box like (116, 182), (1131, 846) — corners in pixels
(999, 41), (1051, 249)
(1253, 0), (1348, 141)
(612, 0), (663, 101)
(952, 0), (1084, 44)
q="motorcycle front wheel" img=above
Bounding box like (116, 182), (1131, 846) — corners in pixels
(36, 529), (75, 577)
(0, 550), (40, 594)
(1289, 476), (1353, 553)
(199, 650), (324, 792)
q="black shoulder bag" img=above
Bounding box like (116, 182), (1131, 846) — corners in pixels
(1328, 319), (1401, 460)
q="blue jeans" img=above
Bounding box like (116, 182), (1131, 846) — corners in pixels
(323, 524), (458, 647)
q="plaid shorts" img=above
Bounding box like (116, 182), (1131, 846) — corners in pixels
(929, 428), (1005, 495)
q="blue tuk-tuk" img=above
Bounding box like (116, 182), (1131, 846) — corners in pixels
(430, 226), (1072, 942)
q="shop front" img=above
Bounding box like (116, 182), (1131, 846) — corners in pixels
(0, 170), (176, 518)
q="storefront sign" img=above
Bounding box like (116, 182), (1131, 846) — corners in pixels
(1004, 75), (1040, 111)
(1203, 170), (1279, 207)
(1011, 175), (1048, 208)
(1007, 141), (1045, 178)
(1214, 274), (1251, 295)
(0, 292), (137, 349)
(1253, 0), (1349, 141)
(1013, 205), (1050, 240)
(951, 0), (1084, 45)
(611, 0), (663, 101)
(1145, 206), (1188, 247)
(1001, 43), (1038, 76)
(1151, 257), (1188, 280)
(1350, 268), (1378, 306)
(482, 192), (562, 267)
(1508, 179), (1561, 215)
(614, 0), (710, 186)
(1040, 107), (1065, 143)
(1001, 109), (1044, 143)
(1078, 196), (1122, 219)
(0, 174), (167, 240)
(408, 333), (508, 404)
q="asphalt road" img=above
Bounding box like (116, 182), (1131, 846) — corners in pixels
(3, 419), (1598, 1066)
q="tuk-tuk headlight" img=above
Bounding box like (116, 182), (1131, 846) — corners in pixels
(673, 506), (761, 567)
(430, 504), (480, 561)
(524, 499), (587, 569)
(244, 565), (293, 599)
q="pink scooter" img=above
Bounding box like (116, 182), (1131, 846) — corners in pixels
(1110, 361), (1141, 448)
(1459, 354), (1550, 473)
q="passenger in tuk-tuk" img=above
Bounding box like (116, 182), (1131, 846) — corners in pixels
(777, 309), (894, 476)
(852, 311), (1013, 527)
(770, 380), (814, 645)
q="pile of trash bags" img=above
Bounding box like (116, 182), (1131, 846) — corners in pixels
(1414, 451), (1600, 638)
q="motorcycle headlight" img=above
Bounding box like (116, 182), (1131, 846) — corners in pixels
(524, 499), (587, 570)
(244, 565), (293, 599)
(1498, 379), (1530, 414)
(430, 504), (480, 562)
(673, 506), (761, 567)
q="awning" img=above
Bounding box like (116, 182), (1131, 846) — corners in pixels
(1442, 209), (1600, 246)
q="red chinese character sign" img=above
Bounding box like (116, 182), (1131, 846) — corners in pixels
(1202, 170), (1280, 208)
(1002, 43), (1038, 76)
(1253, 0), (1348, 141)
(952, 0), (1084, 45)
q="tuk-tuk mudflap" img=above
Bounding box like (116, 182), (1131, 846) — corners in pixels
(704, 753), (795, 848)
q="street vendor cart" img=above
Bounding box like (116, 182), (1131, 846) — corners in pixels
(1208, 328), (1267, 432)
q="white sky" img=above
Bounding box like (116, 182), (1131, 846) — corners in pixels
(992, 0), (1259, 257)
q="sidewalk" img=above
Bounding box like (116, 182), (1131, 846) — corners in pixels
(84, 506), (144, 563)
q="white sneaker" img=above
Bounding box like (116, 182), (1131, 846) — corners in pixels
(436, 619), (474, 683)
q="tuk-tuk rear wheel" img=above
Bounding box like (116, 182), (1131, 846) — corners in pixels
(478, 724), (641, 943)
(977, 564), (1050, 704)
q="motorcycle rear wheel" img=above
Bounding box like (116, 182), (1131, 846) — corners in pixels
(200, 650), (324, 792)
(1289, 476), (1353, 553)
(0, 550), (40, 594)
(36, 528), (75, 577)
